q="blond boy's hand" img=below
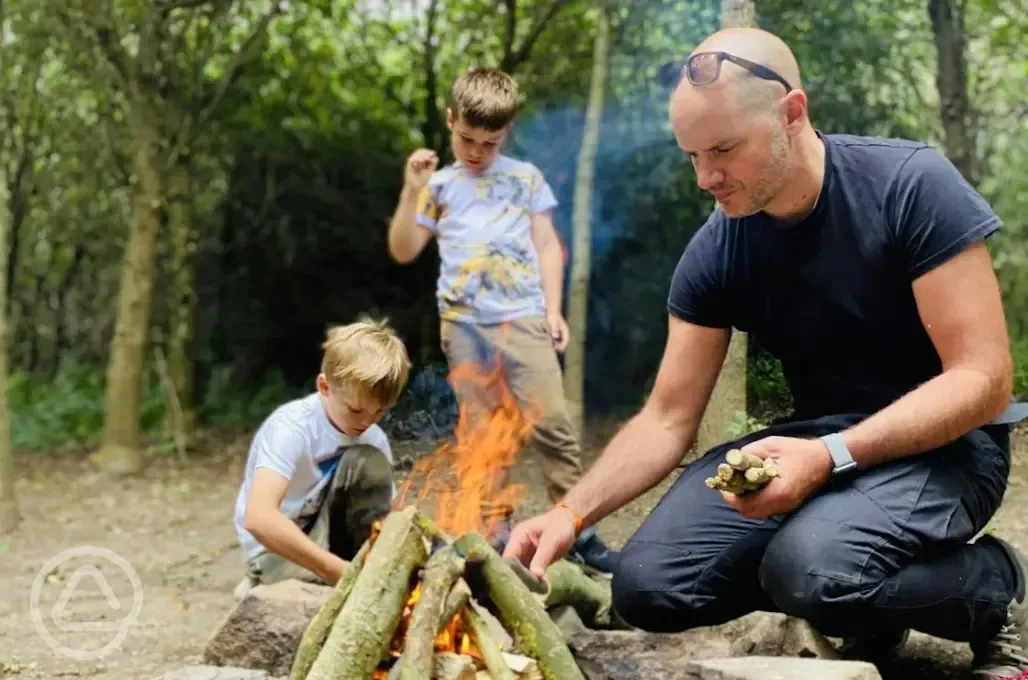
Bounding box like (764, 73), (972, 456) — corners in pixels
(547, 312), (570, 353)
(404, 148), (438, 191)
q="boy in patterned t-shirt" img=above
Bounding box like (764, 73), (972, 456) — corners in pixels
(386, 68), (618, 575)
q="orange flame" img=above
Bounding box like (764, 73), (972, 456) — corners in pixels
(393, 350), (537, 539)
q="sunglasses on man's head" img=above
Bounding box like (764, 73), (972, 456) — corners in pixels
(657, 51), (793, 92)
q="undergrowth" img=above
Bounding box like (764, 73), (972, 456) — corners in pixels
(9, 338), (1028, 454)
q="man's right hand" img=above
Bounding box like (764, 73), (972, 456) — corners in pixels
(404, 148), (438, 191)
(502, 507), (579, 579)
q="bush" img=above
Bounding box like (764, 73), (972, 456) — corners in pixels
(379, 362), (459, 440)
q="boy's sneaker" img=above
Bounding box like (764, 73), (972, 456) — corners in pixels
(568, 529), (620, 578)
(972, 536), (1028, 679)
(839, 629), (909, 660)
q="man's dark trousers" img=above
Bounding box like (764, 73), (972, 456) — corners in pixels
(611, 413), (1019, 644)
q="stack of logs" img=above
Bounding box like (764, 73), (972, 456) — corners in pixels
(288, 506), (628, 680)
(705, 449), (779, 495)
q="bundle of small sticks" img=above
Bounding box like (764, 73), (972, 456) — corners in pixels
(705, 449), (779, 495)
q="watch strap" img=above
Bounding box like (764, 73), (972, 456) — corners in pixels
(820, 433), (858, 475)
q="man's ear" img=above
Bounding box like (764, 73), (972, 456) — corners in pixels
(783, 89), (809, 132)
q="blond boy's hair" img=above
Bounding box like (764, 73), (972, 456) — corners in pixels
(320, 316), (411, 407)
(449, 68), (518, 131)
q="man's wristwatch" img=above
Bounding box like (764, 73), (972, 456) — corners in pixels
(820, 432), (858, 477)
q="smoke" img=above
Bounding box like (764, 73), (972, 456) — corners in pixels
(508, 92), (679, 263)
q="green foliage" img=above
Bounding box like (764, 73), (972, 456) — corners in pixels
(8, 363), (164, 452)
(1011, 336), (1028, 399)
(726, 410), (767, 439)
(7, 361), (301, 452)
(197, 366), (305, 427)
(748, 343), (793, 419)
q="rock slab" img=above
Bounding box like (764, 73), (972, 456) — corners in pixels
(202, 580), (873, 680)
(155, 666), (283, 680)
(202, 579), (331, 677)
(690, 657), (882, 680)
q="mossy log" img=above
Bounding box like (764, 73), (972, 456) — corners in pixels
(395, 545), (466, 679)
(463, 601), (517, 680)
(288, 540), (372, 680)
(439, 579), (472, 634)
(454, 532), (584, 680)
(305, 507), (429, 680)
(542, 560), (632, 630)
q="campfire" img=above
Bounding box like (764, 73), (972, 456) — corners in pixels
(287, 358), (625, 680)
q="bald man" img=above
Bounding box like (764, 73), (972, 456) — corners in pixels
(504, 27), (1028, 678)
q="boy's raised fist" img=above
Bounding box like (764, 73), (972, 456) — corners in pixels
(405, 149), (438, 190)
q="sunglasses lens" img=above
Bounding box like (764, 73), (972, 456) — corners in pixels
(687, 53), (720, 85)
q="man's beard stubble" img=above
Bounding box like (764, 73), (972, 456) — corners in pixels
(732, 127), (793, 218)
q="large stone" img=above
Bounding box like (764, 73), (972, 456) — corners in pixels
(154, 666), (284, 680)
(689, 657), (882, 679)
(202, 579), (331, 677)
(726, 612), (841, 659)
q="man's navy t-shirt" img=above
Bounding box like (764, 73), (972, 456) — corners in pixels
(667, 133), (1002, 420)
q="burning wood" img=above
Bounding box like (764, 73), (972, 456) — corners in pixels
(287, 506), (622, 680)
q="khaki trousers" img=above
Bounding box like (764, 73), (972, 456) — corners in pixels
(440, 316), (583, 516)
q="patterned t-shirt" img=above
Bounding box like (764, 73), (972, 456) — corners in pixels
(415, 155), (559, 324)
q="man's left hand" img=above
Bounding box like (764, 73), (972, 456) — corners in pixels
(547, 313), (570, 352)
(722, 435), (835, 520)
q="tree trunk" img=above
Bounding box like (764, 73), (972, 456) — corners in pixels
(720, 0), (756, 28)
(694, 0), (754, 458)
(564, 6), (611, 437)
(165, 155), (197, 447)
(0, 166), (18, 534)
(928, 0), (977, 184)
(93, 102), (163, 475)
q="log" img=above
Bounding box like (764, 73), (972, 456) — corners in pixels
(706, 450), (780, 495)
(725, 448), (764, 470)
(414, 510), (454, 545)
(464, 601), (517, 680)
(542, 560), (633, 630)
(396, 546), (466, 679)
(434, 652), (477, 680)
(503, 652), (540, 677)
(288, 541), (372, 680)
(438, 579), (471, 635)
(470, 599), (514, 651)
(305, 507), (429, 680)
(455, 532), (585, 680)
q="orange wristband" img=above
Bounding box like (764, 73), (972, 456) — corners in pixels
(554, 501), (585, 536)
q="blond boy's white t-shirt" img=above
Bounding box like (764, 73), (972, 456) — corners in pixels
(233, 392), (394, 561)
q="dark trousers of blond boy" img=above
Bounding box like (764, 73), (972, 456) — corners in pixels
(440, 316), (583, 521)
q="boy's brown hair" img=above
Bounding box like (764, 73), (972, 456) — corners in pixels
(320, 316), (411, 407)
(449, 68), (518, 131)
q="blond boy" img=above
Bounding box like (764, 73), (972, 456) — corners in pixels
(233, 317), (410, 597)
(386, 68), (619, 575)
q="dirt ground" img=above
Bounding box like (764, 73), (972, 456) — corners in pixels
(2, 421), (1027, 680)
